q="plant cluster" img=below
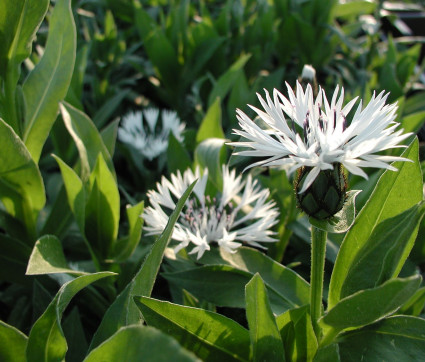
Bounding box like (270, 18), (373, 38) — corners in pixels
(1, 0), (425, 361)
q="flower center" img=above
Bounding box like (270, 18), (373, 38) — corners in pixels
(180, 196), (235, 241)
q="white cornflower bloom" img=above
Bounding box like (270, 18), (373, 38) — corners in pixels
(118, 108), (185, 161)
(143, 166), (279, 259)
(228, 82), (412, 194)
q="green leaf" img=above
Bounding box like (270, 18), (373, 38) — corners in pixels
(93, 90), (130, 129)
(88, 181), (196, 351)
(310, 190), (361, 233)
(101, 119), (119, 157)
(26, 234), (86, 276)
(84, 325), (199, 362)
(399, 287), (425, 316)
(184, 37), (225, 84)
(163, 265), (290, 314)
(143, 28), (182, 92)
(321, 276), (421, 339)
(53, 155), (85, 232)
(337, 201), (425, 298)
(0, 0), (48, 79)
(328, 139), (422, 308)
(245, 273), (285, 362)
(0, 320), (28, 362)
(62, 307), (88, 362)
(134, 296), (250, 361)
(196, 98), (225, 143)
(26, 272), (115, 362)
(276, 305), (318, 362)
(85, 154), (120, 259)
(0, 118), (45, 236)
(333, 0), (376, 18)
(338, 316), (425, 361)
(40, 187), (73, 239)
(208, 53), (252, 107)
(112, 200), (144, 262)
(167, 133), (192, 174)
(313, 344), (340, 362)
(60, 102), (114, 181)
(168, 247), (310, 312)
(22, 0), (76, 162)
(194, 138), (227, 190)
(401, 110), (425, 135)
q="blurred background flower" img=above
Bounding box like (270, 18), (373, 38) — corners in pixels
(118, 108), (185, 161)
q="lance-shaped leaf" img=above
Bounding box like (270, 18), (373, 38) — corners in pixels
(85, 154), (120, 260)
(207, 54), (252, 107)
(167, 133), (192, 174)
(245, 273), (285, 361)
(0, 320), (28, 362)
(0, 118), (45, 236)
(195, 138), (227, 191)
(60, 102), (114, 181)
(164, 247), (310, 314)
(0, 0), (48, 79)
(338, 316), (425, 360)
(26, 272), (115, 362)
(26, 235), (87, 276)
(276, 305), (318, 362)
(337, 201), (425, 298)
(53, 155), (85, 232)
(84, 326), (199, 362)
(0, 0), (49, 133)
(196, 98), (225, 143)
(134, 296), (250, 361)
(329, 139), (422, 308)
(112, 200), (144, 262)
(22, 0), (76, 162)
(88, 181), (196, 351)
(321, 275), (422, 340)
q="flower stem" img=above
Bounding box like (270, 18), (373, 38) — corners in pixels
(310, 225), (327, 339)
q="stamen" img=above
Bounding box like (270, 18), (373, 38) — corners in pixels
(318, 107), (325, 131)
(342, 114), (347, 131)
(303, 117), (310, 144)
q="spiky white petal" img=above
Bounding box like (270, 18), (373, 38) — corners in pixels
(143, 166), (279, 259)
(228, 82), (412, 192)
(118, 108), (186, 161)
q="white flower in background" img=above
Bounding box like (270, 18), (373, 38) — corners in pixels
(118, 108), (185, 160)
(228, 82), (412, 193)
(300, 64), (316, 82)
(359, 15), (379, 35)
(143, 166), (279, 259)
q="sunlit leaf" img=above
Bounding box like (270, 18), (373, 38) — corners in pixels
(22, 0), (76, 162)
(134, 296), (250, 361)
(85, 326), (199, 362)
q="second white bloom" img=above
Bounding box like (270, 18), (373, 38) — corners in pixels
(143, 166), (279, 259)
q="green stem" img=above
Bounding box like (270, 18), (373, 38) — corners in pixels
(310, 225), (327, 339)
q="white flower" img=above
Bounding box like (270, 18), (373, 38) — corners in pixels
(118, 108), (185, 161)
(143, 166), (279, 259)
(228, 82), (412, 193)
(301, 64), (316, 82)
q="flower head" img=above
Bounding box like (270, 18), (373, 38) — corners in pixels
(228, 82), (412, 194)
(143, 166), (279, 259)
(118, 108), (185, 161)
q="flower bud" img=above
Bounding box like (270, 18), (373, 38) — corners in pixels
(295, 164), (347, 219)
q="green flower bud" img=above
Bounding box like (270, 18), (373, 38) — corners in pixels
(295, 164), (347, 220)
